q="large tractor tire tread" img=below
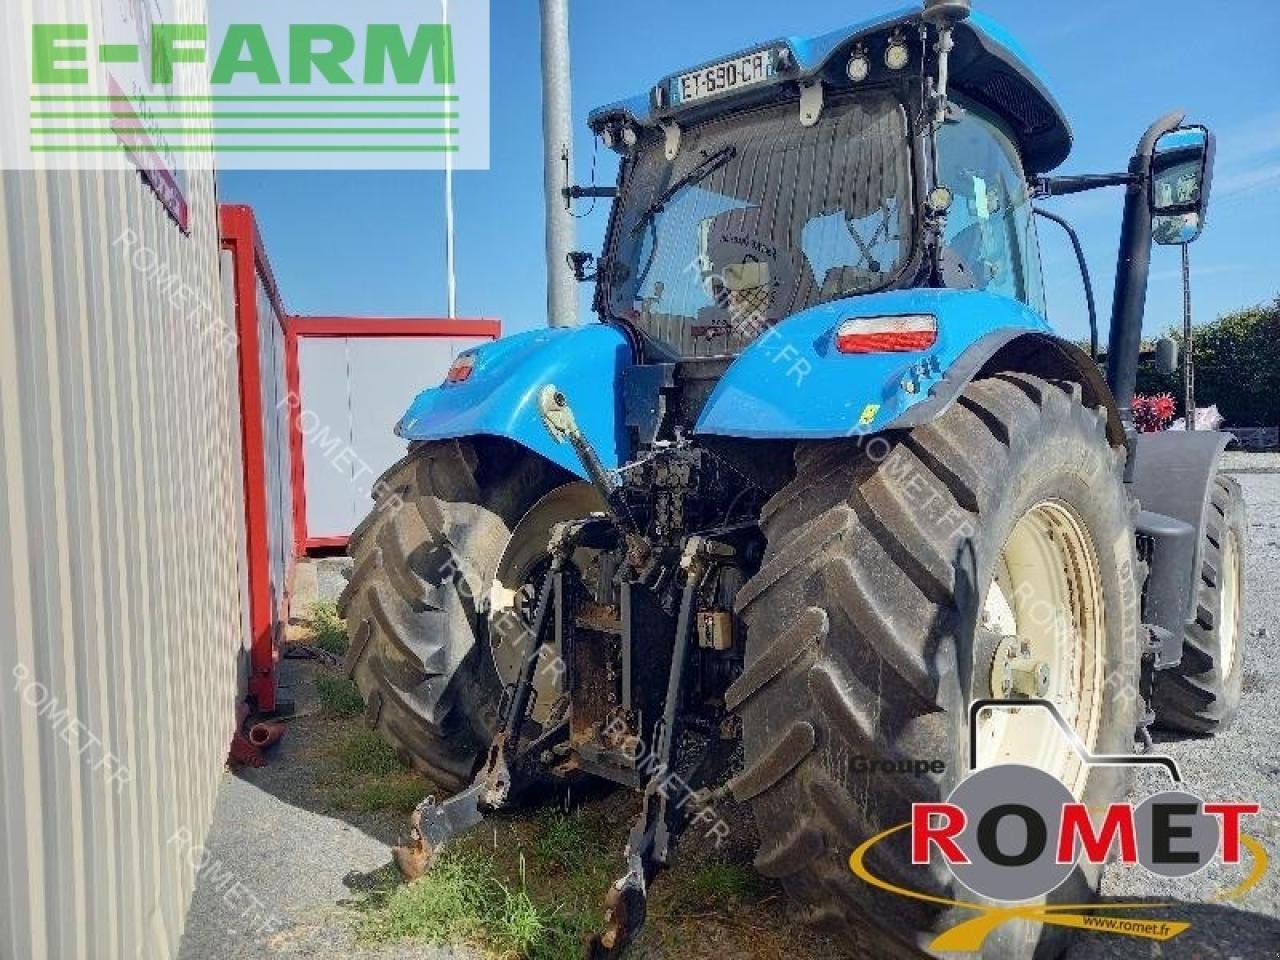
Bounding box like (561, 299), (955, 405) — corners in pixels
(341, 440), (563, 791)
(736, 373), (1137, 957)
(1153, 474), (1246, 734)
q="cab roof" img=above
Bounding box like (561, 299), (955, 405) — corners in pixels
(588, 7), (1072, 173)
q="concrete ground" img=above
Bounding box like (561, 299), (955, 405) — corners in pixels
(179, 461), (1280, 960)
(176, 655), (463, 960)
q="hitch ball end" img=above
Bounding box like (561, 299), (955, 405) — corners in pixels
(538, 383), (576, 444)
(391, 838), (438, 880)
(391, 797), (448, 879)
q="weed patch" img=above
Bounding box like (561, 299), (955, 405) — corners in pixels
(303, 600), (349, 656)
(355, 850), (586, 960)
(680, 861), (766, 909)
(530, 811), (604, 871)
(347, 776), (430, 814)
(315, 674), (364, 717)
(339, 728), (403, 777)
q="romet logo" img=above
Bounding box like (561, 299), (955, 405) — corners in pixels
(6, 0), (490, 174)
(849, 699), (1268, 952)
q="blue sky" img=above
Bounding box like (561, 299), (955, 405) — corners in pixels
(218, 0), (1280, 343)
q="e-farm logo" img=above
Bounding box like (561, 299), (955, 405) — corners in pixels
(849, 700), (1269, 952)
(6, 0), (489, 173)
(33, 23), (456, 91)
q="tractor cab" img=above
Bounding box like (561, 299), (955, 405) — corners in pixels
(587, 5), (1069, 359)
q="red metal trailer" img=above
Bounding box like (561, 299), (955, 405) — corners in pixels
(220, 204), (501, 713)
(220, 206), (295, 713)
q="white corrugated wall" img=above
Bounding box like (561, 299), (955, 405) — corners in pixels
(0, 1), (245, 957)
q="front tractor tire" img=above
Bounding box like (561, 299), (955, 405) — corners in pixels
(1153, 473), (1247, 734)
(339, 439), (586, 791)
(733, 374), (1142, 958)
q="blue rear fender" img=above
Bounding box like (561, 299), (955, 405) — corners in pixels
(694, 289), (1055, 439)
(395, 289), (1082, 476)
(395, 324), (632, 476)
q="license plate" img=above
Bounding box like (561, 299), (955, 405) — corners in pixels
(673, 50), (776, 105)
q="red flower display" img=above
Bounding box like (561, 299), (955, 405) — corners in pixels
(1132, 393), (1177, 433)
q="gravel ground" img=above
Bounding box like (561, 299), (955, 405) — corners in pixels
(1066, 467), (1280, 960)
(1222, 450), (1280, 474)
(176, 656), (466, 960)
(181, 462), (1280, 960)
(314, 557), (353, 605)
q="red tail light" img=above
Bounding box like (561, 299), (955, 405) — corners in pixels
(835, 314), (937, 354)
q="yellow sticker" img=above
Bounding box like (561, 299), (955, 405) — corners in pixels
(859, 403), (881, 426)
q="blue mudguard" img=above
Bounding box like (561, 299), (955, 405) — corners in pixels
(394, 324), (632, 476)
(694, 289), (1053, 439)
(395, 290), (1057, 474)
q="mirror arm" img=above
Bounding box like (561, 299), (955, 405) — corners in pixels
(1034, 207), (1098, 362)
(1034, 172), (1137, 198)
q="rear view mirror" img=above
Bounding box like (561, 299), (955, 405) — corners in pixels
(1150, 125), (1215, 245)
(1155, 337), (1180, 376)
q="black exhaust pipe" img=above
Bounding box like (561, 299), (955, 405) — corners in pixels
(1105, 110), (1185, 425)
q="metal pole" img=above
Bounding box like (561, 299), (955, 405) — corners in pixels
(1182, 242), (1195, 430)
(443, 0), (457, 319)
(445, 162), (457, 319)
(540, 0), (578, 327)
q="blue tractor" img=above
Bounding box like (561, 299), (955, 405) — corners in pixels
(340, 2), (1245, 955)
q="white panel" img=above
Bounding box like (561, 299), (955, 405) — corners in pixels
(346, 337), (489, 527)
(347, 337), (460, 499)
(296, 335), (491, 541)
(297, 337), (357, 541)
(256, 278), (293, 614)
(222, 250), (253, 693)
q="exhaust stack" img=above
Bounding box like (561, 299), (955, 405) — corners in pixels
(1105, 111), (1185, 422)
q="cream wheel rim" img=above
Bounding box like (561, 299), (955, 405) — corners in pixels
(1219, 528), (1242, 679)
(974, 499), (1107, 799)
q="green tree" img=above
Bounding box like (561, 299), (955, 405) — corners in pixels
(1134, 295), (1280, 426)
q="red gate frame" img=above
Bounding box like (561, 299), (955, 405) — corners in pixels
(220, 204), (290, 713)
(221, 202), (501, 713)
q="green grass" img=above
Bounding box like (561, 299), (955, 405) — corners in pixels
(304, 600), (349, 656)
(679, 862), (766, 909)
(315, 674), (364, 717)
(531, 811), (600, 871)
(354, 850), (586, 960)
(338, 728), (404, 777)
(316, 727), (433, 815)
(345, 794), (799, 959)
(346, 777), (430, 814)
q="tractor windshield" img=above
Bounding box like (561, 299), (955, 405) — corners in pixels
(604, 90), (913, 358)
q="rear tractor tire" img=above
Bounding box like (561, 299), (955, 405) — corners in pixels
(339, 439), (596, 791)
(1153, 473), (1247, 734)
(733, 374), (1142, 958)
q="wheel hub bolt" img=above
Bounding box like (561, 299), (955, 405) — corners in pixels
(1001, 658), (1051, 698)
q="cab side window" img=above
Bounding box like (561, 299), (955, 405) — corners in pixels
(937, 103), (1047, 317)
